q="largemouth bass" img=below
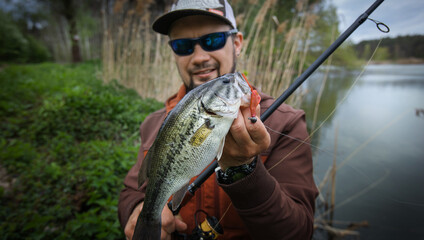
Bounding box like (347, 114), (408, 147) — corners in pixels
(133, 72), (252, 240)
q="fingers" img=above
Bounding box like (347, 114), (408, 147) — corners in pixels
(228, 106), (270, 150)
(161, 206), (175, 235)
(161, 206), (187, 240)
(220, 105), (270, 169)
(240, 106), (269, 145)
(160, 229), (171, 240)
(175, 215), (188, 232)
(124, 202), (144, 240)
(124, 202), (187, 240)
(228, 110), (253, 147)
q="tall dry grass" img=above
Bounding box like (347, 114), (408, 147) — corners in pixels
(237, 0), (318, 106)
(101, 0), (318, 105)
(102, 2), (180, 101)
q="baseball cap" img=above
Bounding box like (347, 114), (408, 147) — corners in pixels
(152, 0), (237, 35)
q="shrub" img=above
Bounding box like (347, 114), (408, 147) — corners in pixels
(0, 62), (163, 239)
(0, 10), (51, 63)
(0, 11), (28, 63)
(26, 35), (51, 63)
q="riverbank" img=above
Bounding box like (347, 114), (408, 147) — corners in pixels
(370, 57), (424, 65)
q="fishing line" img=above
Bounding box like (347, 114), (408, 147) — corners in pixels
(215, 40), (385, 223)
(388, 198), (424, 207)
(316, 168), (391, 220)
(186, 1), (390, 228)
(336, 109), (409, 171)
(315, 109), (410, 220)
(217, 202), (233, 227)
(265, 125), (335, 157)
(317, 109), (409, 196)
(213, 33), (389, 228)
(267, 37), (384, 172)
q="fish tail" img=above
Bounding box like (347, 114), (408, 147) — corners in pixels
(132, 218), (161, 240)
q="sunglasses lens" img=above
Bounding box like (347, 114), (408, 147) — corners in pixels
(170, 39), (194, 56)
(201, 32), (226, 51)
(169, 31), (232, 56)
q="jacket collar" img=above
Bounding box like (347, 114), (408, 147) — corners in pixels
(165, 84), (187, 114)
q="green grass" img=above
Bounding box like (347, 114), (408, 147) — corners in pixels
(0, 62), (163, 239)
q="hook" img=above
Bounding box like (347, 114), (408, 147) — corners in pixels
(367, 18), (390, 33)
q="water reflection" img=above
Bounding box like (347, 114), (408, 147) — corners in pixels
(359, 64), (424, 87)
(303, 64), (424, 240)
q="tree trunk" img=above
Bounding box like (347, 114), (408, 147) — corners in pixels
(63, 0), (82, 63)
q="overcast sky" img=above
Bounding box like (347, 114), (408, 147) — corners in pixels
(1, 0), (423, 43)
(330, 0), (424, 43)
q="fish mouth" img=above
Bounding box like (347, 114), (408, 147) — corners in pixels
(200, 93), (239, 117)
(201, 101), (218, 116)
(213, 93), (239, 117)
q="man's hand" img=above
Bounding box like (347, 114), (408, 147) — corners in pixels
(219, 105), (271, 170)
(124, 202), (188, 240)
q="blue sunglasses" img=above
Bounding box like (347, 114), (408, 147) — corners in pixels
(169, 29), (238, 56)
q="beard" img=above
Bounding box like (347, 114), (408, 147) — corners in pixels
(184, 48), (237, 93)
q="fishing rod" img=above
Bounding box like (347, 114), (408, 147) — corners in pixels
(171, 0), (388, 215)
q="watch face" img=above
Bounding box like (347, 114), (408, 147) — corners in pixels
(218, 158), (257, 184)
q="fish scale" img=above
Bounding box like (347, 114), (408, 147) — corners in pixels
(133, 72), (251, 240)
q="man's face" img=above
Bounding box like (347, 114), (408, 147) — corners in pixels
(169, 15), (243, 91)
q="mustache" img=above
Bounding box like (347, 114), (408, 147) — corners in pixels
(188, 63), (219, 74)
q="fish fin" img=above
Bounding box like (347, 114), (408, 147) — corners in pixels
(172, 182), (190, 212)
(138, 146), (154, 187)
(216, 137), (226, 161)
(132, 216), (161, 240)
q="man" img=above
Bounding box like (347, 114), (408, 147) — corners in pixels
(118, 0), (318, 239)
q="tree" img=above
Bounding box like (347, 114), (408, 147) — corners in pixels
(63, 0), (81, 62)
(3, 0), (105, 63)
(355, 35), (424, 61)
(41, 0), (82, 63)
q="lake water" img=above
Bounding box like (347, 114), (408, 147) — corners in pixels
(303, 64), (424, 239)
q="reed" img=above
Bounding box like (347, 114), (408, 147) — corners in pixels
(101, 0), (318, 105)
(237, 0), (319, 107)
(102, 1), (180, 101)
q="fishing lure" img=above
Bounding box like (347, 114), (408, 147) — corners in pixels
(241, 73), (261, 123)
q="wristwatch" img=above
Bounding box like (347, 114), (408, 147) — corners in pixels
(216, 157), (257, 184)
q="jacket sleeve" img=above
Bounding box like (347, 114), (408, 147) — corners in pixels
(218, 105), (318, 240)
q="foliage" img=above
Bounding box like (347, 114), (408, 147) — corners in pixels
(0, 10), (29, 63)
(355, 35), (424, 61)
(2, 0), (103, 62)
(372, 46), (390, 61)
(0, 62), (163, 239)
(0, 10), (51, 63)
(355, 35), (424, 60)
(306, 4), (361, 68)
(25, 35), (52, 63)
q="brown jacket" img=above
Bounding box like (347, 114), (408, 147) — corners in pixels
(118, 85), (318, 239)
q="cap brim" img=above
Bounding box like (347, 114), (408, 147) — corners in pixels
(152, 9), (235, 35)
